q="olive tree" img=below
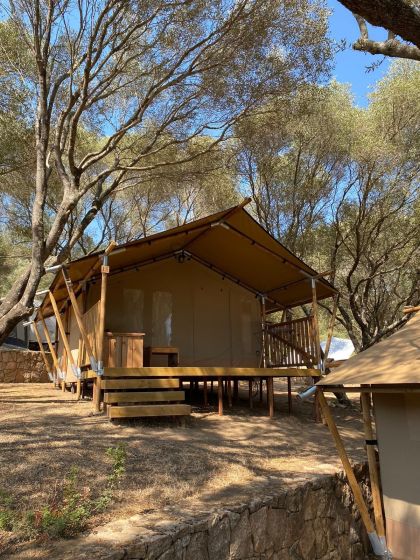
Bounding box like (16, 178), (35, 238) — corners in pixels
(0, 0), (331, 341)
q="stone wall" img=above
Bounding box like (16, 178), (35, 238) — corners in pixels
(0, 349), (51, 382)
(54, 466), (373, 560)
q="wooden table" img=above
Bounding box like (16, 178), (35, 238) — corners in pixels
(143, 346), (179, 367)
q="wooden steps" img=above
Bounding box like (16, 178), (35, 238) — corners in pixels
(108, 404), (191, 418)
(104, 390), (185, 403)
(103, 368), (191, 419)
(102, 378), (180, 390)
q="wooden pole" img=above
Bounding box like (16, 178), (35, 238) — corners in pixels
(317, 389), (376, 536)
(55, 241), (117, 315)
(32, 322), (53, 383)
(249, 379), (253, 409)
(233, 379), (238, 401)
(203, 379), (208, 406)
(39, 311), (61, 385)
(267, 377), (274, 418)
(323, 294), (339, 369)
(312, 279), (322, 423)
(287, 377), (292, 414)
(227, 378), (232, 408)
(218, 377), (223, 415)
(311, 279), (321, 370)
(49, 292), (80, 392)
(61, 267), (97, 371)
(361, 392), (386, 539)
(93, 254), (110, 412)
(260, 295), (267, 368)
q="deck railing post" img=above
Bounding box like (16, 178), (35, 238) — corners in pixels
(94, 254), (110, 413)
(260, 295), (267, 367)
(323, 294), (339, 370)
(311, 278), (322, 371)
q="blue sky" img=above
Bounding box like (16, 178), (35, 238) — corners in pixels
(327, 0), (391, 106)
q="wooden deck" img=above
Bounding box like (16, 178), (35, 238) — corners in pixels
(101, 366), (320, 378)
(84, 366), (319, 419)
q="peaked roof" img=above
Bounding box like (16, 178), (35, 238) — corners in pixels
(319, 312), (420, 387)
(37, 201), (336, 318)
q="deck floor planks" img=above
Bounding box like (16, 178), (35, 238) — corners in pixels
(103, 366), (320, 378)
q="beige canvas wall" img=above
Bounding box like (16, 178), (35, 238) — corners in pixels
(374, 393), (420, 560)
(85, 258), (262, 367)
(57, 297), (84, 382)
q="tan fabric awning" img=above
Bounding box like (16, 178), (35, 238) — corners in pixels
(37, 202), (336, 318)
(318, 312), (420, 387)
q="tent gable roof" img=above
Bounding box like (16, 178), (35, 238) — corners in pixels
(319, 312), (420, 387)
(38, 202), (336, 318)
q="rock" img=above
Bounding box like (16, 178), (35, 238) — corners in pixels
(229, 509), (253, 559)
(185, 531), (209, 560)
(208, 515), (230, 560)
(146, 534), (172, 560)
(298, 521), (316, 558)
(250, 506), (268, 553)
(267, 507), (287, 552)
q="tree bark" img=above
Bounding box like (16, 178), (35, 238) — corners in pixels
(338, 0), (420, 48)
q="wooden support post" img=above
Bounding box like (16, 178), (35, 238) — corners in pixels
(323, 294), (339, 369)
(32, 322), (53, 383)
(61, 267), (97, 371)
(218, 377), (223, 416)
(94, 254), (110, 412)
(259, 379), (263, 402)
(210, 380), (213, 393)
(312, 279), (322, 423)
(203, 379), (208, 406)
(260, 295), (267, 368)
(361, 393), (386, 540)
(39, 312), (60, 386)
(311, 279), (321, 370)
(49, 292), (79, 394)
(233, 379), (238, 401)
(287, 377), (292, 414)
(317, 389), (377, 538)
(267, 377), (274, 418)
(227, 378), (232, 408)
(249, 379), (253, 409)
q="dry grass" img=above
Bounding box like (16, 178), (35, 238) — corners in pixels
(0, 381), (365, 558)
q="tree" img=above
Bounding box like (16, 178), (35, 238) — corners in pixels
(237, 62), (420, 350)
(0, 0), (332, 342)
(336, 0), (420, 61)
(236, 82), (354, 256)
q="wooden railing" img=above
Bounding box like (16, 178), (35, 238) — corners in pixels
(264, 316), (318, 368)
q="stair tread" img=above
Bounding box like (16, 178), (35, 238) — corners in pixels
(108, 404), (191, 418)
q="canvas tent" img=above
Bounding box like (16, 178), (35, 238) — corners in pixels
(317, 311), (420, 560)
(34, 200), (338, 419)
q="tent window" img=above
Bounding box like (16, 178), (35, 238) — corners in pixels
(152, 291), (173, 346)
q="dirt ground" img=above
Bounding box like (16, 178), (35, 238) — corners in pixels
(0, 381), (366, 558)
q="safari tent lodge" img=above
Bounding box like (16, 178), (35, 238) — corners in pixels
(34, 201), (338, 419)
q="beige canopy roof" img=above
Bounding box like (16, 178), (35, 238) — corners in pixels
(319, 312), (420, 387)
(37, 201), (336, 319)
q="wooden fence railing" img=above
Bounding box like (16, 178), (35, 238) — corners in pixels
(264, 316), (318, 368)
